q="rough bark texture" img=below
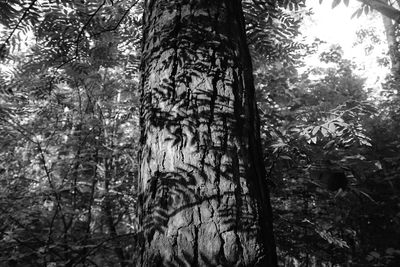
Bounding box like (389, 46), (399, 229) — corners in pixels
(137, 0), (277, 266)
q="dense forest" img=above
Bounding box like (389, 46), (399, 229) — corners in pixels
(0, 0), (400, 266)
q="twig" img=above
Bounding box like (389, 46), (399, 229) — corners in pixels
(75, 0), (107, 58)
(92, 0), (141, 37)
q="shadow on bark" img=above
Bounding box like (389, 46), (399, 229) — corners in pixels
(137, 1), (276, 266)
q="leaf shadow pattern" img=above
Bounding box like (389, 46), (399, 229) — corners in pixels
(136, 0), (276, 266)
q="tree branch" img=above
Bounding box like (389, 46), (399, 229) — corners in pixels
(357, 0), (400, 22)
(75, 0), (107, 58)
(92, 0), (141, 37)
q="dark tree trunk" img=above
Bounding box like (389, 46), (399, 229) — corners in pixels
(137, 0), (277, 266)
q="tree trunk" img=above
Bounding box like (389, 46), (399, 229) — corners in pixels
(382, 0), (400, 74)
(357, 0), (400, 22)
(137, 0), (277, 266)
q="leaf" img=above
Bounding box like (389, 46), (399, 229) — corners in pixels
(357, 8), (364, 18)
(323, 140), (335, 149)
(369, 251), (380, 258)
(351, 9), (360, 19)
(334, 121), (347, 128)
(319, 0), (323, 4)
(343, 0), (349, 6)
(312, 126), (320, 135)
(386, 248), (395, 255)
(355, 189), (376, 203)
(321, 127), (328, 137)
(332, 0), (341, 9)
(364, 5), (369, 15)
(366, 255), (374, 262)
(271, 142), (287, 148)
(328, 123), (336, 132)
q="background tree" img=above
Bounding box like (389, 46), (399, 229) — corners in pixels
(0, 1), (142, 266)
(258, 19), (400, 267)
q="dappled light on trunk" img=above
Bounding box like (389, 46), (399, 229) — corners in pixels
(136, 0), (277, 266)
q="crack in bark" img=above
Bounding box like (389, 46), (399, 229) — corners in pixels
(193, 224), (199, 267)
(169, 3), (182, 101)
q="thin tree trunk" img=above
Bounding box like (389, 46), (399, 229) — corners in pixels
(104, 158), (127, 267)
(382, 0), (400, 73)
(137, 0), (277, 266)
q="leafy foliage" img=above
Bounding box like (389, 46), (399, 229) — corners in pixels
(1, 0), (400, 266)
(321, 0), (400, 21)
(258, 36), (400, 266)
(0, 0), (142, 265)
(244, 0), (307, 64)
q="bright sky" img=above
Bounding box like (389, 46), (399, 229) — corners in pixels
(305, 1), (364, 53)
(0, 1), (391, 94)
(301, 1), (390, 93)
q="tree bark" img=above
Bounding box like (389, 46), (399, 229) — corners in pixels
(381, 8), (400, 73)
(137, 0), (277, 266)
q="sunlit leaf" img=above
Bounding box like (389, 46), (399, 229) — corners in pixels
(321, 127), (328, 137)
(328, 123), (336, 132)
(312, 126), (321, 135)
